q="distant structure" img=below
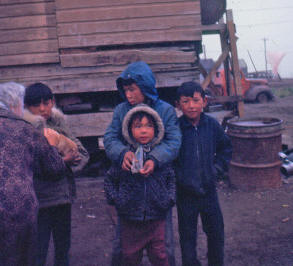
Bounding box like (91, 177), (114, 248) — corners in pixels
(200, 58), (248, 75)
(238, 59), (248, 76)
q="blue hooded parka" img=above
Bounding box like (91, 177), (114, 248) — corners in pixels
(103, 61), (181, 167)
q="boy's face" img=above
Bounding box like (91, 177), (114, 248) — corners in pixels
(27, 99), (54, 120)
(177, 92), (207, 125)
(123, 83), (145, 105)
(131, 116), (155, 145)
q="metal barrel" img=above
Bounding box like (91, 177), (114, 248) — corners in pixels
(227, 117), (283, 190)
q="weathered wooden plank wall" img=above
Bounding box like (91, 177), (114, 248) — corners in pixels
(0, 0), (59, 66)
(0, 0), (202, 139)
(66, 112), (113, 137)
(55, 0), (201, 68)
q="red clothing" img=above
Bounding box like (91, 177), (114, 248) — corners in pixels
(121, 219), (169, 266)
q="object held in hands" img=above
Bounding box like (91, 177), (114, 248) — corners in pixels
(44, 128), (79, 163)
(131, 146), (144, 173)
(44, 128), (60, 147)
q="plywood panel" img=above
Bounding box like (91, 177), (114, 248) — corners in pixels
(55, 0), (197, 10)
(65, 112), (113, 137)
(1, 27), (57, 42)
(0, 1), (58, 66)
(0, 59), (199, 94)
(59, 28), (201, 48)
(0, 40), (58, 56)
(0, 64), (123, 81)
(0, 2), (55, 18)
(58, 15), (200, 36)
(60, 49), (195, 68)
(0, 53), (59, 66)
(0, 15), (56, 30)
(0, 0), (53, 4)
(56, 2), (200, 23)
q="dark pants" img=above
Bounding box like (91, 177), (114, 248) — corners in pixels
(111, 208), (175, 266)
(0, 218), (37, 266)
(177, 189), (224, 266)
(37, 204), (71, 266)
(121, 219), (169, 266)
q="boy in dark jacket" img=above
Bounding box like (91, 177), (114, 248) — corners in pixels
(24, 83), (89, 266)
(175, 81), (232, 266)
(104, 104), (176, 266)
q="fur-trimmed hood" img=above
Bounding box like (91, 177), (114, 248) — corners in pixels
(23, 107), (66, 130)
(122, 104), (165, 149)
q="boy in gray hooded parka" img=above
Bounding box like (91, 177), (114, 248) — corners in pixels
(104, 104), (176, 266)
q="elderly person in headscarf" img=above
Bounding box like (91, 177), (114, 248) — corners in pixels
(0, 82), (67, 266)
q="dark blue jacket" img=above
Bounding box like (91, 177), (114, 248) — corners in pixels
(175, 113), (232, 196)
(104, 163), (176, 221)
(103, 61), (181, 168)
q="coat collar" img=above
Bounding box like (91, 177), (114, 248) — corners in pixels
(179, 113), (207, 129)
(0, 107), (29, 123)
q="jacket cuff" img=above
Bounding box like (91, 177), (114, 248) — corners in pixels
(146, 155), (159, 169)
(119, 148), (129, 167)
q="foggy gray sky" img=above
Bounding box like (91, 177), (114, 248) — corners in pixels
(201, 0), (293, 78)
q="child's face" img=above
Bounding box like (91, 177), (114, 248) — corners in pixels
(123, 83), (145, 105)
(27, 99), (54, 120)
(131, 116), (155, 145)
(177, 92), (207, 125)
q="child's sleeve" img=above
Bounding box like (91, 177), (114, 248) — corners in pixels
(215, 122), (232, 174)
(103, 105), (129, 165)
(33, 131), (67, 181)
(59, 120), (89, 174)
(68, 135), (89, 173)
(104, 167), (120, 205)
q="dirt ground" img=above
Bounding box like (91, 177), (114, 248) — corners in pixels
(47, 91), (293, 266)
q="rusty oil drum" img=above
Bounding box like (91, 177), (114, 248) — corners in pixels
(227, 117), (283, 190)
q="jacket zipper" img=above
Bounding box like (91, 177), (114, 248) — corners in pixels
(194, 126), (203, 184)
(143, 179), (147, 221)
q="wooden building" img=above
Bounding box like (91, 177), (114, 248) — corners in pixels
(0, 0), (227, 150)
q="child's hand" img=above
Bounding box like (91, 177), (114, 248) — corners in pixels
(44, 128), (60, 147)
(122, 151), (136, 171)
(139, 160), (155, 176)
(62, 150), (80, 164)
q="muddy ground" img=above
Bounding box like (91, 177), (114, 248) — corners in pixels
(47, 89), (293, 266)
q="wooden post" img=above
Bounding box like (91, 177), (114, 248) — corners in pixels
(219, 18), (231, 96)
(226, 9), (244, 117)
(201, 47), (229, 90)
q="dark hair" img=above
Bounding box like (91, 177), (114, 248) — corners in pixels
(24, 82), (53, 106)
(176, 81), (205, 100)
(120, 78), (136, 87)
(128, 111), (158, 138)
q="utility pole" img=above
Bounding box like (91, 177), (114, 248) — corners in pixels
(263, 38), (268, 78)
(247, 50), (258, 75)
(203, 44), (207, 59)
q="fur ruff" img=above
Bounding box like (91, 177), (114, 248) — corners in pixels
(23, 107), (77, 156)
(122, 104), (165, 148)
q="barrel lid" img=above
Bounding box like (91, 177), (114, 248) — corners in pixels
(227, 117), (282, 127)
(227, 117), (283, 136)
